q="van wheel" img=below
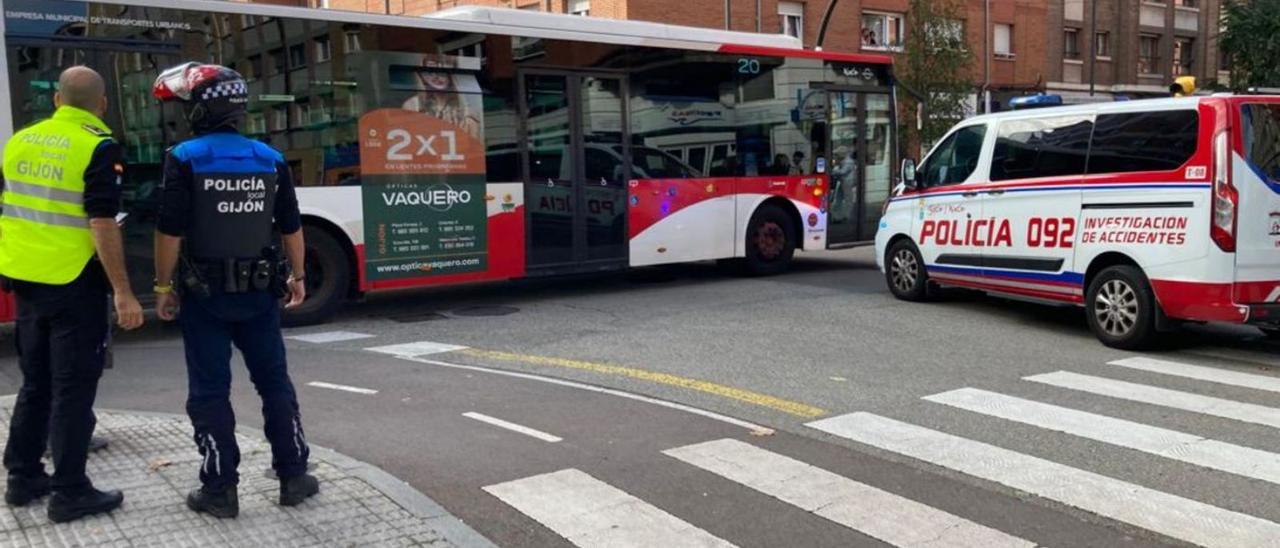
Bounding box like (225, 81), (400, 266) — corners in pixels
(885, 239), (933, 302)
(1086, 265), (1159, 349)
(282, 225), (350, 327)
(743, 204), (795, 276)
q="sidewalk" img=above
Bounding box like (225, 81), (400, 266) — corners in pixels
(0, 401), (495, 547)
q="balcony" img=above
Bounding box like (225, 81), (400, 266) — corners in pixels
(1175, 7), (1199, 32)
(1140, 2), (1165, 28)
(1063, 60), (1084, 83)
(1064, 0), (1083, 21)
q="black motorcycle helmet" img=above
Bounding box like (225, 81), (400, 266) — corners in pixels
(153, 62), (249, 133)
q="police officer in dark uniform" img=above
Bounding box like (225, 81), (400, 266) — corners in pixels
(1, 66), (141, 523)
(150, 63), (318, 518)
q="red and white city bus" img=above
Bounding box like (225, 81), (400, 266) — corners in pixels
(0, 0), (898, 324)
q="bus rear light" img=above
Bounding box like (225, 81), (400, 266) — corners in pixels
(1211, 131), (1237, 252)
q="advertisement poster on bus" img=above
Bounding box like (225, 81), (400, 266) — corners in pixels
(359, 55), (486, 282)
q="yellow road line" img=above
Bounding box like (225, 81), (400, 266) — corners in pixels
(458, 348), (827, 419)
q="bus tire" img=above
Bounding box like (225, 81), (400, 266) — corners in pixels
(743, 204), (795, 276)
(282, 225), (350, 327)
(885, 239), (932, 302)
(1085, 265), (1159, 350)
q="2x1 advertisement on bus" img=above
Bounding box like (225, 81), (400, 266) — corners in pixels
(358, 53), (487, 282)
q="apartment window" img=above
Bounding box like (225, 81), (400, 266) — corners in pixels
(994, 23), (1014, 58)
(1139, 34), (1160, 74)
(927, 19), (964, 51)
(569, 0), (590, 16)
(779, 2), (804, 40)
(862, 12), (904, 51)
(344, 31), (361, 53)
(1173, 37), (1194, 75)
(315, 36), (331, 63)
(1094, 31), (1111, 58)
(288, 44), (306, 69)
(1064, 28), (1080, 59)
(1174, 0), (1197, 7)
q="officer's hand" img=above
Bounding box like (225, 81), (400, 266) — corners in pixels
(284, 278), (306, 309)
(155, 292), (179, 322)
(114, 293), (144, 330)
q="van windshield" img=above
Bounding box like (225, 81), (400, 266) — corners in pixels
(1242, 104), (1280, 184)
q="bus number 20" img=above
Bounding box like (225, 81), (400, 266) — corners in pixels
(1027, 217), (1076, 248)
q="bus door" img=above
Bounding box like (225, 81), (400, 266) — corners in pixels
(519, 71), (630, 274)
(6, 40), (180, 298)
(823, 89), (896, 246)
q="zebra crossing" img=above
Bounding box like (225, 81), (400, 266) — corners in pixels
(478, 355), (1280, 548)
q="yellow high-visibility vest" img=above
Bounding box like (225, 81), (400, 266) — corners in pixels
(0, 106), (112, 285)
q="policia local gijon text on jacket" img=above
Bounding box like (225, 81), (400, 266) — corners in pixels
(0, 65), (143, 524)
(151, 62), (319, 518)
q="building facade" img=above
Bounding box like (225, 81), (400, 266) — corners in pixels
(1046, 0), (1226, 102)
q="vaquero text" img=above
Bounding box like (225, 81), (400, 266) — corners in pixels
(382, 189), (472, 207)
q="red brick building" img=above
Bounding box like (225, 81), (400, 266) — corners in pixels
(253, 0), (1051, 110)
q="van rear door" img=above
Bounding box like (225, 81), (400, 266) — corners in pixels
(1234, 102), (1280, 306)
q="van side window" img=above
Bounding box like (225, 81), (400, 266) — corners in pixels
(1087, 111), (1199, 174)
(990, 115), (1093, 181)
(920, 124), (987, 188)
(1242, 104), (1280, 183)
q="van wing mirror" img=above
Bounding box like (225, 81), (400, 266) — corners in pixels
(900, 158), (918, 189)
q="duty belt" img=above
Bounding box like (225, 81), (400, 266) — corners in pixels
(187, 258), (279, 295)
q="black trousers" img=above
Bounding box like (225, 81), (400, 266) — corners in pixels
(2, 265), (109, 493)
(181, 290), (309, 492)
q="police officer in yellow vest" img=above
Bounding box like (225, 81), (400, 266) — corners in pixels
(0, 66), (143, 523)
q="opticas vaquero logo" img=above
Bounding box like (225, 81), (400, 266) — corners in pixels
(381, 183), (473, 212)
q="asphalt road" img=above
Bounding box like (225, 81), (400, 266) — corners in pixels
(2, 247), (1278, 547)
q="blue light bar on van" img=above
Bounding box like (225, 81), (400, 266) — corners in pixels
(1009, 94), (1063, 110)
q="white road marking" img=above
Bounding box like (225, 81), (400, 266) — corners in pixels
(366, 341), (468, 357)
(1026, 371), (1280, 429)
(306, 381), (378, 395)
(926, 388), (1280, 485)
(462, 412), (563, 443)
(1111, 356), (1280, 394)
(286, 331), (376, 344)
(484, 468), (736, 548)
(405, 356), (772, 434)
(806, 412), (1280, 548)
(664, 438), (1034, 548)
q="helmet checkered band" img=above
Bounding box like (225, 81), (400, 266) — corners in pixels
(199, 80), (248, 101)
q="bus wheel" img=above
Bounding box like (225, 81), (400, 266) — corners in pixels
(744, 204), (795, 276)
(1086, 265), (1159, 349)
(282, 225), (350, 327)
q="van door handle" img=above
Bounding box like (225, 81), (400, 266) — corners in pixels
(986, 189), (1005, 196)
(962, 191), (979, 198)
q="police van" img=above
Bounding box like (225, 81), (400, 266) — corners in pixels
(875, 94), (1280, 349)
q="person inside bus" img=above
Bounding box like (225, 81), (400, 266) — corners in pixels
(769, 154), (792, 176)
(791, 151), (807, 175)
(830, 145), (858, 221)
(711, 155), (741, 177)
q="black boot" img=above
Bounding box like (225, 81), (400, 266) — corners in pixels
(279, 474), (319, 507)
(4, 474), (51, 507)
(186, 486), (238, 519)
(47, 487), (123, 523)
